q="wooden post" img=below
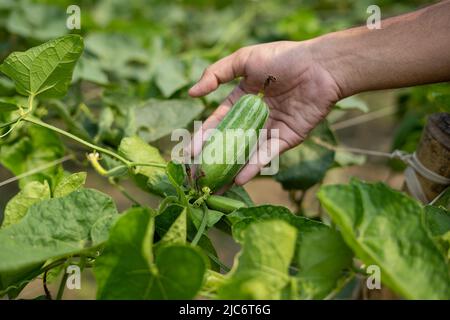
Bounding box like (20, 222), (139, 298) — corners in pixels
(410, 113), (450, 202)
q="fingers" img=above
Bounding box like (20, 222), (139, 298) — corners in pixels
(189, 48), (247, 97)
(234, 137), (290, 186)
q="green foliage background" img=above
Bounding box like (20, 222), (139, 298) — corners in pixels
(0, 0), (449, 300)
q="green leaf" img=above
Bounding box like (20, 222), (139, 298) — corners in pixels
(134, 99), (204, 142)
(228, 205), (323, 242)
(53, 172), (87, 198)
(189, 57), (209, 83)
(296, 227), (353, 299)
(155, 58), (189, 97)
(218, 220), (296, 299)
(275, 121), (335, 190)
(119, 136), (174, 197)
(0, 189), (118, 295)
(160, 207), (187, 245)
(0, 125), (65, 188)
(424, 205), (450, 237)
(95, 207), (206, 299)
(190, 207), (223, 230)
(151, 245), (207, 299)
(84, 32), (149, 80)
(0, 100), (17, 112)
(197, 235), (221, 272)
(72, 54), (109, 85)
(424, 205), (450, 257)
(0, 35), (83, 98)
(0, 76), (15, 96)
(155, 204), (185, 239)
(223, 185), (254, 207)
(5, 1), (67, 41)
(166, 161), (186, 187)
(95, 207), (153, 299)
(1, 180), (50, 228)
(204, 83), (234, 105)
(317, 179), (450, 299)
(95, 107), (115, 142)
(227, 204), (352, 299)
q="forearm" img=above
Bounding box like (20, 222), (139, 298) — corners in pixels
(311, 0), (450, 98)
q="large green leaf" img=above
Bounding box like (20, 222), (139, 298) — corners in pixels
(95, 207), (207, 299)
(0, 35), (83, 98)
(0, 189), (118, 295)
(296, 227), (353, 299)
(0, 188), (118, 272)
(227, 204), (352, 298)
(318, 179), (450, 299)
(119, 136), (174, 196)
(218, 220), (296, 299)
(1, 180), (50, 228)
(275, 121), (335, 190)
(0, 125), (65, 188)
(134, 99), (204, 142)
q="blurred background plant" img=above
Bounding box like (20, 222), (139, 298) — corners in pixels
(0, 0), (448, 299)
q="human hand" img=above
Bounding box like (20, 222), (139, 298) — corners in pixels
(189, 40), (343, 185)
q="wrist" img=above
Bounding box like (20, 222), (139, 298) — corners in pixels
(308, 32), (361, 100)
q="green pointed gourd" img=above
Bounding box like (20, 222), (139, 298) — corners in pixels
(196, 93), (269, 192)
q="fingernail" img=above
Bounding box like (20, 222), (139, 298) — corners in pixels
(189, 84), (199, 93)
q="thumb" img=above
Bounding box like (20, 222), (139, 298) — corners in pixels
(189, 48), (247, 97)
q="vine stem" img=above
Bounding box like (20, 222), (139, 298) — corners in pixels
(191, 203), (208, 246)
(56, 270), (69, 300)
(0, 155), (74, 187)
(43, 270), (52, 300)
(109, 178), (143, 206)
(23, 117), (131, 164)
(23, 117), (167, 170)
(129, 162), (166, 169)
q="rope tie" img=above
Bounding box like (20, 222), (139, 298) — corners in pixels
(311, 138), (449, 204)
(390, 150), (450, 203)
